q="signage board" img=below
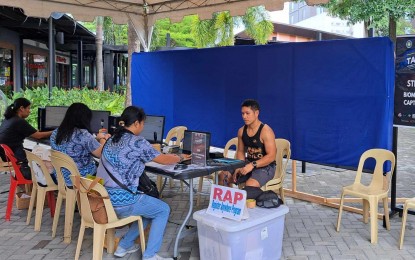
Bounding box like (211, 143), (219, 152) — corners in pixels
(191, 132), (207, 166)
(56, 55), (70, 65)
(394, 36), (415, 127)
(206, 184), (247, 221)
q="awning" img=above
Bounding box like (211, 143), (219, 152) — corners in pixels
(0, 7), (95, 45)
(0, 0), (329, 50)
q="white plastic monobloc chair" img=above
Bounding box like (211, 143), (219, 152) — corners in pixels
(336, 149), (395, 244)
(70, 176), (146, 259)
(49, 150), (80, 244)
(25, 150), (58, 231)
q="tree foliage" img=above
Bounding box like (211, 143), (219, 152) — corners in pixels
(189, 16), (216, 48)
(322, 0), (415, 36)
(151, 16), (197, 50)
(11, 87), (125, 128)
(191, 11), (236, 48)
(81, 7), (273, 50)
(151, 6), (273, 49)
(241, 6), (274, 45)
(372, 15), (415, 36)
(81, 17), (128, 45)
(103, 17), (128, 45)
(191, 6), (273, 48)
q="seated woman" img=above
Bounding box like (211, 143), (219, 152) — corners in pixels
(0, 98), (53, 180)
(97, 106), (190, 260)
(50, 103), (110, 185)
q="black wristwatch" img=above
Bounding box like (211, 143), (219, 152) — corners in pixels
(252, 161), (257, 169)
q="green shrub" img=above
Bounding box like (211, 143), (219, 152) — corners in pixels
(10, 87), (125, 128)
(0, 85), (13, 98)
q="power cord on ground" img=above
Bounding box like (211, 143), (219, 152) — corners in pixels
(168, 220), (195, 229)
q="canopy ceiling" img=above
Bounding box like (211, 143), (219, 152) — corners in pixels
(0, 0), (329, 50)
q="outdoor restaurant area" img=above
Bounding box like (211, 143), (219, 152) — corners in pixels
(0, 1), (414, 260)
(0, 127), (414, 259)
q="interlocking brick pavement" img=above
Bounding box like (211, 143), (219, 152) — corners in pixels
(0, 127), (414, 259)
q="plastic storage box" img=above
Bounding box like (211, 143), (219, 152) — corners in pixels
(193, 205), (289, 260)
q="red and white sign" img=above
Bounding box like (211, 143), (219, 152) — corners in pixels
(206, 184), (247, 221)
(56, 55), (69, 64)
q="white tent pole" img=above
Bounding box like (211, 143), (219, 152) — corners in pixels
(143, 3), (149, 52)
(147, 26), (154, 52)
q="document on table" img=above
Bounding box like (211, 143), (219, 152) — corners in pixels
(145, 162), (206, 174)
(24, 139), (50, 150)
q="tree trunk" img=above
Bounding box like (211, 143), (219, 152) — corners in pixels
(389, 15), (397, 49)
(117, 53), (121, 86)
(363, 20), (369, 37)
(96, 16), (104, 90)
(121, 55), (125, 87)
(126, 20), (140, 106)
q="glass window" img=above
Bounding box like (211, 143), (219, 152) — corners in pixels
(23, 52), (47, 89)
(72, 64), (77, 86)
(0, 48), (14, 93)
(56, 63), (70, 88)
(84, 65), (90, 87)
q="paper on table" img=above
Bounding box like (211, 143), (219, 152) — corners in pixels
(145, 162), (206, 173)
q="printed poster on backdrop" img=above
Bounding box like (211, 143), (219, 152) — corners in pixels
(191, 132), (207, 166)
(206, 184), (248, 221)
(394, 36), (415, 127)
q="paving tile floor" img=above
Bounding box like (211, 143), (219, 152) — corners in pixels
(0, 127), (415, 259)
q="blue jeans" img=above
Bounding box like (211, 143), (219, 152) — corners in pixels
(114, 194), (170, 258)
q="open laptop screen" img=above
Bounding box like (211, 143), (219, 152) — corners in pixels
(140, 115), (165, 144)
(41, 106), (110, 133)
(90, 110), (111, 133)
(182, 130), (211, 158)
(44, 106), (68, 130)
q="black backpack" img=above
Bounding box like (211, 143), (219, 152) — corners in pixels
(138, 172), (160, 198)
(256, 191), (283, 208)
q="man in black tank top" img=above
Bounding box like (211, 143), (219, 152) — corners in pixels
(219, 99), (277, 190)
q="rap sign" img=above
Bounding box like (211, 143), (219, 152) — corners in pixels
(206, 184), (247, 221)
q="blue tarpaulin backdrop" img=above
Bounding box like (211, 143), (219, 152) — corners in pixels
(131, 37), (394, 169)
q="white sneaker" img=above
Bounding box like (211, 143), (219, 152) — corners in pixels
(143, 253), (173, 260)
(114, 244), (140, 258)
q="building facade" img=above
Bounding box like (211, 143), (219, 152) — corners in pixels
(288, 2), (365, 38)
(235, 22), (350, 45)
(0, 6), (127, 94)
